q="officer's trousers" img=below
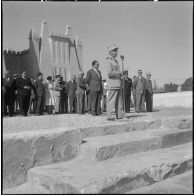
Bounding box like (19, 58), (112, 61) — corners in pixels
(145, 90), (153, 112)
(107, 89), (124, 119)
(125, 94), (131, 113)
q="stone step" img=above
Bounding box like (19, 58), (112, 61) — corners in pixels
(80, 128), (192, 162)
(3, 182), (44, 194)
(127, 170), (192, 194)
(23, 143), (192, 194)
(3, 115), (192, 190)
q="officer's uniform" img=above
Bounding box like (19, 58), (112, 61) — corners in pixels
(145, 73), (153, 112)
(105, 45), (125, 120)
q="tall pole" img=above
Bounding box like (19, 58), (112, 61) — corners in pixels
(120, 55), (125, 113)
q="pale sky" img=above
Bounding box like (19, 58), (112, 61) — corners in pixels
(3, 1), (193, 87)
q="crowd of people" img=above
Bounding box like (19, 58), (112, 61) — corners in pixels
(3, 44), (153, 120)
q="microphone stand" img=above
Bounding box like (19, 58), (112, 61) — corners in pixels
(120, 55), (126, 114)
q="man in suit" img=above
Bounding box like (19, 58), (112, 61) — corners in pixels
(133, 69), (146, 112)
(105, 44), (125, 120)
(54, 75), (63, 114)
(29, 77), (36, 114)
(132, 76), (137, 109)
(145, 72), (153, 112)
(76, 71), (86, 114)
(3, 71), (15, 117)
(67, 75), (77, 113)
(16, 70), (35, 116)
(123, 71), (132, 113)
(34, 72), (45, 115)
(85, 60), (103, 116)
(59, 76), (68, 114)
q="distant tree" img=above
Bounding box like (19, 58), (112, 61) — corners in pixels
(164, 82), (178, 92)
(181, 77), (193, 91)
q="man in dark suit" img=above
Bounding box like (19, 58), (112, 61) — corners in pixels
(12, 74), (19, 114)
(133, 69), (146, 113)
(123, 71), (132, 113)
(29, 77), (36, 114)
(3, 71), (15, 117)
(145, 72), (153, 112)
(76, 71), (86, 114)
(34, 72), (45, 115)
(67, 75), (77, 113)
(85, 60), (102, 116)
(59, 76), (68, 114)
(16, 70), (35, 116)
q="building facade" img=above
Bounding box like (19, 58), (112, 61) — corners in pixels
(3, 20), (83, 81)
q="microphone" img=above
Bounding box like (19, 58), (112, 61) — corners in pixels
(120, 55), (124, 61)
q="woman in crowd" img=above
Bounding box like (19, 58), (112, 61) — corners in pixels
(44, 76), (56, 114)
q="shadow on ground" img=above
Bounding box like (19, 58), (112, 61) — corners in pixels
(125, 115), (147, 119)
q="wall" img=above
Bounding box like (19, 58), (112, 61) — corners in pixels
(3, 22), (83, 81)
(20, 51), (32, 77)
(3, 51), (23, 75)
(29, 29), (40, 77)
(153, 91), (192, 108)
(3, 48), (39, 78)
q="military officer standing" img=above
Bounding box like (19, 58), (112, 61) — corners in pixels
(105, 44), (125, 120)
(123, 70), (132, 113)
(145, 72), (153, 112)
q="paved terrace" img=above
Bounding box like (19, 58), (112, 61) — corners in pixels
(3, 107), (192, 135)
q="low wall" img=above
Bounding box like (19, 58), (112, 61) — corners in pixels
(153, 91), (192, 108)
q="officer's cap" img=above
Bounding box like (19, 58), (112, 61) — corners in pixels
(123, 70), (128, 74)
(37, 72), (43, 77)
(146, 72), (151, 76)
(107, 44), (119, 52)
(55, 74), (61, 78)
(13, 74), (18, 77)
(77, 71), (84, 75)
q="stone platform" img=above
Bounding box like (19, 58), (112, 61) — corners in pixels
(3, 107), (193, 194)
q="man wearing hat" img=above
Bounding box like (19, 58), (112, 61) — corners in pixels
(105, 44), (125, 120)
(34, 72), (45, 115)
(132, 76), (137, 109)
(145, 72), (153, 112)
(76, 71), (86, 114)
(123, 70), (132, 113)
